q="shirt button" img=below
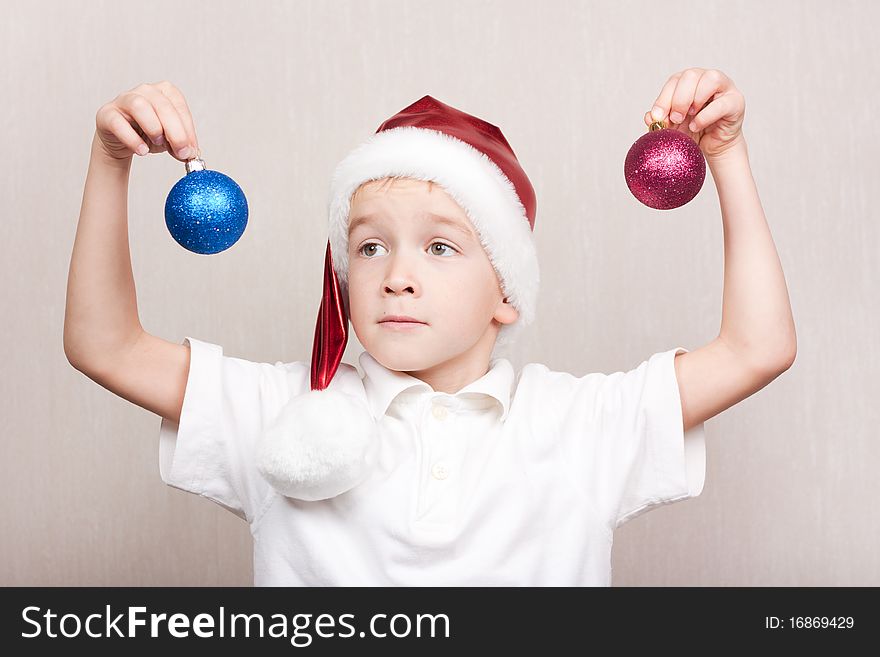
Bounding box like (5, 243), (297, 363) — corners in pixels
(431, 462), (449, 480)
(432, 405), (448, 420)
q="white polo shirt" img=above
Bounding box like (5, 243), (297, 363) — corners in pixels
(159, 337), (706, 586)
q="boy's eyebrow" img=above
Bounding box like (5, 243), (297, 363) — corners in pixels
(348, 212), (476, 240)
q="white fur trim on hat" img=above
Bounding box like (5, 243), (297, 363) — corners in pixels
(326, 125), (540, 351)
(256, 387), (379, 501)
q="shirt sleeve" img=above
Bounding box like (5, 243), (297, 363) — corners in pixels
(546, 346), (706, 530)
(158, 336), (309, 524)
(596, 347), (706, 528)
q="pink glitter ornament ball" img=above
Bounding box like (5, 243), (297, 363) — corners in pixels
(624, 121), (706, 209)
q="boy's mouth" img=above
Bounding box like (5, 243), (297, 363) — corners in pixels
(379, 321), (427, 331)
(378, 315), (426, 324)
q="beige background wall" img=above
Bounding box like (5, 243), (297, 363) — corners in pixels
(2, 0), (876, 586)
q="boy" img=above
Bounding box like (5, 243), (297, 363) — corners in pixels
(66, 72), (796, 586)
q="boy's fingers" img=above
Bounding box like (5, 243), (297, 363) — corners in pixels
(668, 68), (702, 124)
(691, 69), (726, 121)
(650, 73), (680, 121)
(106, 107), (152, 155)
(157, 83), (200, 155)
(136, 86), (191, 159)
(689, 93), (730, 132)
(119, 91), (164, 146)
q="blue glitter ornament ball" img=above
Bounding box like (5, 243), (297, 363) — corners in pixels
(164, 157), (248, 254)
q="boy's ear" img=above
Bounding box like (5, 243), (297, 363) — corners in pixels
(496, 297), (518, 325)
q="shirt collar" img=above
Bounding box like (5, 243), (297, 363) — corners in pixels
(358, 351), (513, 422)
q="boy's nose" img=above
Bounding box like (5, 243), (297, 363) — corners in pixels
(382, 265), (417, 294)
(384, 280), (417, 295)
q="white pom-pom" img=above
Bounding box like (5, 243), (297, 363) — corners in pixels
(256, 387), (378, 501)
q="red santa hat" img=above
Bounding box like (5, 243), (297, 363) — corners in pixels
(256, 95), (539, 501)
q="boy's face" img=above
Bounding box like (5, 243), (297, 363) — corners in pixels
(347, 177), (518, 379)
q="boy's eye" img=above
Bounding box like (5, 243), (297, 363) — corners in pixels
(357, 242), (457, 258)
(429, 242), (456, 257)
(358, 243), (385, 258)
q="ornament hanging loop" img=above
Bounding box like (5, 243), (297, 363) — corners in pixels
(185, 156), (206, 174)
(649, 119), (667, 132)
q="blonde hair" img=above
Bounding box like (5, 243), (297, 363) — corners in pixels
(351, 175), (435, 200)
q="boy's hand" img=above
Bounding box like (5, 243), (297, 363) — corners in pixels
(643, 67), (745, 160)
(95, 81), (200, 163)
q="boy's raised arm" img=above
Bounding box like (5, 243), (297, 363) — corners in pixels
(64, 82), (200, 424)
(64, 133), (145, 369)
(646, 69), (796, 432)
